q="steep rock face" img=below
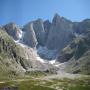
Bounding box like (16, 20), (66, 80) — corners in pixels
(22, 23), (37, 48)
(57, 31), (90, 74)
(22, 19), (45, 48)
(44, 20), (51, 44)
(3, 22), (22, 40)
(46, 14), (73, 50)
(57, 33), (89, 63)
(37, 46), (58, 60)
(33, 19), (45, 46)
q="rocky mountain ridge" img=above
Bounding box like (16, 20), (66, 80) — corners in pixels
(0, 13), (90, 76)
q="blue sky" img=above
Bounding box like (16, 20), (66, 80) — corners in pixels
(0, 0), (90, 25)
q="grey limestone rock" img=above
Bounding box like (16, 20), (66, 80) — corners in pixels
(46, 13), (73, 50)
(3, 22), (22, 40)
(23, 22), (37, 48)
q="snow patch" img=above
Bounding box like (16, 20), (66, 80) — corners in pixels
(55, 63), (66, 69)
(74, 33), (85, 38)
(55, 63), (63, 67)
(14, 30), (28, 48)
(49, 60), (56, 64)
(14, 40), (19, 43)
(36, 56), (45, 63)
(18, 29), (23, 39)
(16, 29), (25, 42)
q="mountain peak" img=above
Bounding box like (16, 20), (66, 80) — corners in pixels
(54, 13), (60, 18)
(3, 22), (22, 40)
(52, 13), (61, 25)
(53, 13), (60, 20)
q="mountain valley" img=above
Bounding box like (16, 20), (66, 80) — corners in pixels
(0, 14), (90, 90)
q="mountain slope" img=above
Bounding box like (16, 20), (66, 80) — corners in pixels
(0, 28), (26, 78)
(57, 29), (90, 74)
(0, 28), (58, 79)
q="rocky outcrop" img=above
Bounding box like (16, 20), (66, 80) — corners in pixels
(33, 19), (45, 46)
(3, 22), (22, 40)
(73, 19), (90, 34)
(44, 20), (51, 43)
(57, 30), (90, 74)
(0, 28), (26, 76)
(46, 14), (73, 50)
(22, 22), (37, 48)
(22, 19), (45, 48)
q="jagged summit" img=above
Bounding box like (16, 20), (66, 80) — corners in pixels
(52, 13), (61, 24)
(53, 13), (61, 19)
